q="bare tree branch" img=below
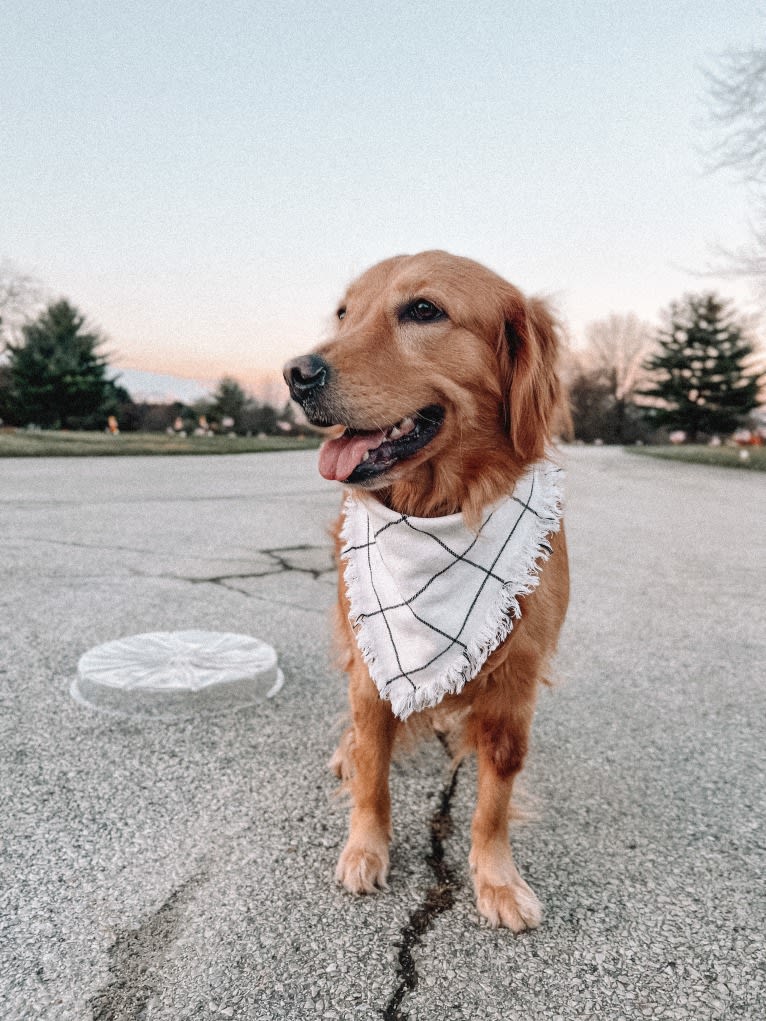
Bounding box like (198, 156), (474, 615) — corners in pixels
(578, 313), (655, 401)
(0, 260), (48, 350)
(705, 48), (766, 184)
(704, 46), (766, 291)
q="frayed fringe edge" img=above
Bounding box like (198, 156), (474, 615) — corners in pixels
(340, 460), (564, 720)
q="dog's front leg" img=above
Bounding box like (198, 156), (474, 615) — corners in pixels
(335, 666), (398, 893)
(467, 669), (542, 931)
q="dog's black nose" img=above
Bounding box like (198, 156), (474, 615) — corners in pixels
(283, 354), (329, 400)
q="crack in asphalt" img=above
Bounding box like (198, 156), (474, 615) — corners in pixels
(15, 540), (336, 601)
(12, 537), (336, 582)
(199, 578), (330, 615)
(88, 872), (206, 1021)
(259, 545), (336, 581)
(383, 747), (463, 1021)
(160, 545), (336, 612)
(173, 545), (336, 588)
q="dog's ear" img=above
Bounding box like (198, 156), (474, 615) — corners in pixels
(500, 295), (562, 463)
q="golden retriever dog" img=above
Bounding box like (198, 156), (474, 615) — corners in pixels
(283, 250), (569, 931)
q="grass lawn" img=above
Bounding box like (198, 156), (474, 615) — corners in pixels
(626, 444), (766, 472)
(0, 429), (322, 457)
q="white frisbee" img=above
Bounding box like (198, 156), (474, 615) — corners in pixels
(71, 630), (284, 718)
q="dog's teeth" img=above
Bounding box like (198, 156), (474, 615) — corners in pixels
(399, 417), (415, 435)
(361, 451), (370, 462)
(389, 425), (402, 440)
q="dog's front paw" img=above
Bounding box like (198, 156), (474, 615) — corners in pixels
(335, 841), (389, 894)
(470, 845), (542, 931)
(473, 874), (542, 931)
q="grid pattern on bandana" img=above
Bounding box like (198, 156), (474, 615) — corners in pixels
(342, 473), (544, 692)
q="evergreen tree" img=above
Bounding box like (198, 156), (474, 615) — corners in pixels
(6, 300), (118, 428)
(640, 293), (762, 441)
(211, 376), (247, 430)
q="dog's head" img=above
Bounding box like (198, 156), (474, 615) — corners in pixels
(284, 250), (563, 518)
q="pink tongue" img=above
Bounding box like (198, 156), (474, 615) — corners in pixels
(318, 431), (385, 481)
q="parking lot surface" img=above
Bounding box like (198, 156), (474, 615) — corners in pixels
(1, 446), (764, 1020)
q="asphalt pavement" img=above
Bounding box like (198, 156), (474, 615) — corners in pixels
(1, 446), (764, 1021)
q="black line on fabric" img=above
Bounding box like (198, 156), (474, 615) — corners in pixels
(374, 514), (408, 538)
(373, 508), (498, 690)
(409, 615), (468, 650)
(360, 509), (497, 620)
(510, 466), (560, 519)
(358, 605), (468, 660)
(364, 514), (417, 693)
(511, 495), (547, 520)
(341, 541), (373, 554)
(382, 473), (537, 687)
(401, 514), (502, 574)
(342, 516), (407, 556)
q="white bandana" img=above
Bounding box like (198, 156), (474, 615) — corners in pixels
(339, 459), (564, 719)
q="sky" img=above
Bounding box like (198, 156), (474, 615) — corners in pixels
(1, 1), (764, 398)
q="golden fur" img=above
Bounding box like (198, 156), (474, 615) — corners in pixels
(285, 250), (569, 930)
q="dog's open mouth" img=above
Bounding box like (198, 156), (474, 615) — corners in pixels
(318, 405), (445, 483)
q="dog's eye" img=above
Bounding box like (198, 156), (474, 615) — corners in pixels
(337, 307), (347, 320)
(405, 300), (444, 323)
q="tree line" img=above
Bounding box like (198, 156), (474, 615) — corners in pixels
(0, 296), (297, 436)
(566, 294), (763, 444)
(0, 285), (762, 444)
